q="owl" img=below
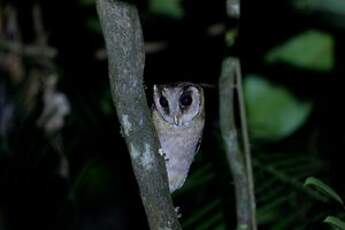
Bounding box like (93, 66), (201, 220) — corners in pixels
(152, 82), (205, 193)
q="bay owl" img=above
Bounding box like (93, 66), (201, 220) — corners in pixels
(152, 82), (205, 193)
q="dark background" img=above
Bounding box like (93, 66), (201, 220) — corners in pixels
(1, 0), (345, 229)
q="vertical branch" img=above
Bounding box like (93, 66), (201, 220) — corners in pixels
(236, 61), (257, 230)
(227, 0), (240, 19)
(219, 57), (254, 229)
(32, 5), (70, 178)
(96, 0), (182, 229)
(32, 3), (48, 67)
(32, 4), (56, 62)
(3, 6), (24, 84)
(33, 4), (47, 47)
(223, 0), (257, 229)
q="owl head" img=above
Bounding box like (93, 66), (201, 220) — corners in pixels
(153, 82), (204, 126)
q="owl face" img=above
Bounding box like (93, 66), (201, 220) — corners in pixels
(153, 83), (204, 126)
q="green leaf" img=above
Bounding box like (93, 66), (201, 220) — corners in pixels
(323, 216), (345, 230)
(304, 177), (344, 205)
(149, 0), (184, 19)
(244, 75), (312, 141)
(265, 30), (334, 71)
(292, 0), (345, 28)
(293, 0), (345, 17)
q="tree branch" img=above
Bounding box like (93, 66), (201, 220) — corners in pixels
(227, 0), (240, 19)
(235, 58), (257, 230)
(0, 39), (57, 59)
(96, 0), (182, 229)
(219, 57), (256, 230)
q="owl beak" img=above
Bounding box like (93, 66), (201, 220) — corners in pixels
(174, 116), (179, 126)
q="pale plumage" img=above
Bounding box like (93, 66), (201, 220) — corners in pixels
(152, 82), (205, 193)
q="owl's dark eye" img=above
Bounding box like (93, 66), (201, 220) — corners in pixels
(180, 94), (192, 107)
(159, 96), (169, 108)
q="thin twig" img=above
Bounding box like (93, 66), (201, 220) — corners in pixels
(96, 0), (181, 229)
(235, 59), (257, 230)
(0, 39), (57, 58)
(4, 5), (21, 42)
(33, 4), (47, 47)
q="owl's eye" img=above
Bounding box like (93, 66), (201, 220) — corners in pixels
(180, 94), (192, 106)
(159, 96), (169, 108)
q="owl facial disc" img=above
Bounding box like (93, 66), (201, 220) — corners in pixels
(153, 83), (203, 127)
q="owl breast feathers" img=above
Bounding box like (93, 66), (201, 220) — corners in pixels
(152, 82), (205, 193)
